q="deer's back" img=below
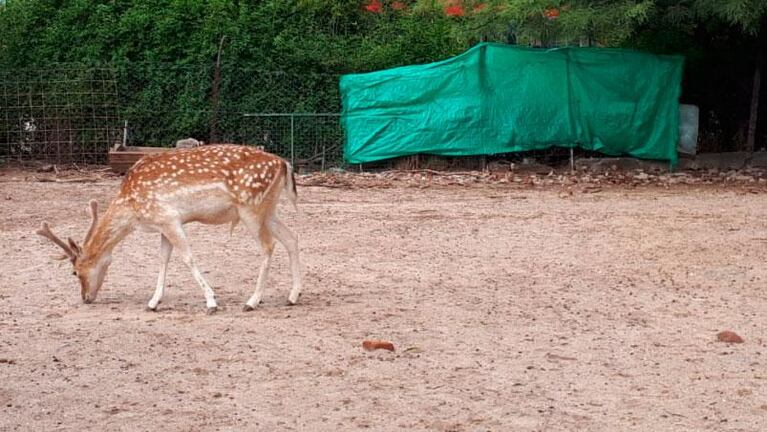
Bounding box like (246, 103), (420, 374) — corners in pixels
(116, 144), (287, 223)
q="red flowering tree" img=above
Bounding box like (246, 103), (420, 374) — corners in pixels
(363, 0), (383, 13)
(361, 1), (488, 18)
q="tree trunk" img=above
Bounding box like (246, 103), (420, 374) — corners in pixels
(746, 46), (762, 152)
(746, 18), (766, 152)
(210, 36), (226, 144)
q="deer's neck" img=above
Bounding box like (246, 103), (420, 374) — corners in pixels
(83, 202), (135, 258)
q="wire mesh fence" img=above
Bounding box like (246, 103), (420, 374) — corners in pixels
(0, 63), (345, 169)
(236, 113), (343, 169)
(0, 66), (121, 164)
(115, 64), (346, 170)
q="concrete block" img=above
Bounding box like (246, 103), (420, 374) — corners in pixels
(748, 151), (767, 168)
(695, 152), (749, 170)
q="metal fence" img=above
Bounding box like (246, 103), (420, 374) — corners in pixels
(239, 113), (343, 169)
(0, 67), (121, 164)
(0, 63), (345, 169)
(117, 64), (345, 170)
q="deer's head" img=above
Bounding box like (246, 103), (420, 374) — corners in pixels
(36, 200), (112, 303)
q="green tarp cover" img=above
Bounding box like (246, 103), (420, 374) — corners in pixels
(340, 42), (684, 165)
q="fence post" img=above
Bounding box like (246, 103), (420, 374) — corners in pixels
(570, 147), (574, 173)
(122, 120), (128, 148)
(290, 113), (295, 166)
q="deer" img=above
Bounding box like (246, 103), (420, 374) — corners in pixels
(36, 144), (302, 314)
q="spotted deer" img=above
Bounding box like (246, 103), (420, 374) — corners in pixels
(36, 144), (302, 314)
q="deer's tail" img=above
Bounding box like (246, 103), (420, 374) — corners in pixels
(284, 161), (298, 211)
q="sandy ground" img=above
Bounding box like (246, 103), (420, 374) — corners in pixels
(1, 169), (766, 431)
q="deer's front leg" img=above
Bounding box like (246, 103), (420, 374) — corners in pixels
(147, 234), (172, 311)
(162, 224), (218, 314)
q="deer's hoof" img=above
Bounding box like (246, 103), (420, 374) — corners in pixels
(287, 293), (301, 306)
(206, 306), (218, 315)
(145, 305), (158, 312)
(242, 304), (254, 312)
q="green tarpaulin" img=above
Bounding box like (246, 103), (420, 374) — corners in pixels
(340, 42), (684, 165)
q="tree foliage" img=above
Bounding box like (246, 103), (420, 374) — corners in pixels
(0, 0), (481, 72)
(2, 1), (762, 74)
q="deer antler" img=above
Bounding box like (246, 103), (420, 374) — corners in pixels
(36, 222), (76, 260)
(84, 200), (99, 245)
(67, 237), (82, 256)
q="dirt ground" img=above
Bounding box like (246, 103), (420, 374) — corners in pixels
(1, 168), (766, 432)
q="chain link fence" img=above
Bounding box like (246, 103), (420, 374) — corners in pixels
(1, 63), (345, 169)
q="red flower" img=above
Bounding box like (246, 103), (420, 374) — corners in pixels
(391, 1), (407, 11)
(364, 0), (383, 13)
(444, 4), (464, 17)
(543, 8), (559, 20)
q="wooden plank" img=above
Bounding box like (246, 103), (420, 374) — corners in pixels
(108, 145), (173, 174)
(121, 146), (172, 153)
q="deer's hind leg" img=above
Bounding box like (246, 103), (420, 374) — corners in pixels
(268, 217), (302, 305)
(239, 209), (275, 311)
